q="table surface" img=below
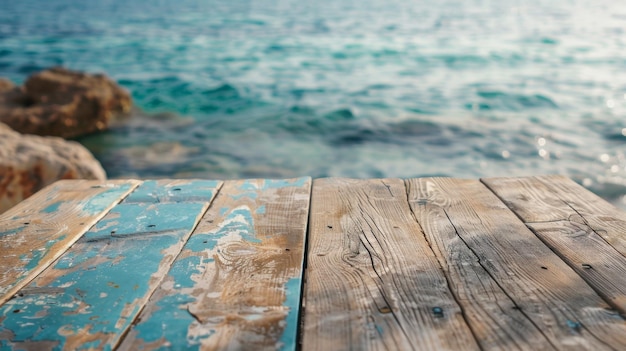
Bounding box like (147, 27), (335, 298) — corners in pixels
(1, 175), (626, 351)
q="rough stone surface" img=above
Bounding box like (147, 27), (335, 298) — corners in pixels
(0, 123), (106, 214)
(0, 78), (14, 92)
(0, 67), (131, 138)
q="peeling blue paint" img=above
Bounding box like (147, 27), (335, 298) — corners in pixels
(0, 228), (191, 347)
(278, 278), (302, 351)
(132, 293), (209, 350)
(77, 340), (105, 350)
(52, 250), (81, 270)
(0, 184), (210, 350)
(168, 256), (203, 289)
(42, 201), (62, 213)
(375, 324), (383, 336)
(0, 182), (137, 305)
(228, 207), (260, 244)
(263, 177), (310, 190)
(239, 180), (259, 191)
(0, 226), (25, 238)
(83, 202), (205, 241)
(80, 183), (137, 216)
(177, 206), (260, 252)
(186, 233), (220, 251)
(566, 319), (582, 333)
(22, 234), (68, 272)
(116, 179), (309, 350)
(124, 180), (220, 204)
(230, 192), (258, 200)
(124, 181), (286, 348)
(126, 246), (217, 348)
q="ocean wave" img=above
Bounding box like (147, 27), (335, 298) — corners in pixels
(7, 0), (626, 207)
(467, 91), (558, 111)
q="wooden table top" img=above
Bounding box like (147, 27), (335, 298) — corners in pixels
(1, 176), (625, 350)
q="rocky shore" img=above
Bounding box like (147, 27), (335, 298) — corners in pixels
(0, 67), (132, 213)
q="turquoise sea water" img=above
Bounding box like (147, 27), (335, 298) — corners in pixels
(2, 0), (626, 205)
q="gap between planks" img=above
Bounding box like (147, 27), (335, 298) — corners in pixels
(481, 176), (626, 318)
(3, 176), (626, 351)
(0, 179), (224, 351)
(116, 178), (311, 351)
(0, 179), (142, 307)
(302, 178), (480, 351)
(304, 177), (626, 351)
(113, 180), (230, 350)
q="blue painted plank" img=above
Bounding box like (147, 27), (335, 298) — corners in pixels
(123, 179), (222, 203)
(0, 179), (141, 306)
(0, 180), (223, 350)
(117, 177), (312, 351)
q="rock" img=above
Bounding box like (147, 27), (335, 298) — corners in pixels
(0, 123), (106, 214)
(0, 78), (14, 92)
(0, 67), (131, 138)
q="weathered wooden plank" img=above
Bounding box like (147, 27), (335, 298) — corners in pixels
(408, 178), (626, 350)
(481, 175), (626, 257)
(302, 178), (479, 351)
(483, 176), (626, 316)
(405, 178), (556, 350)
(123, 179), (222, 203)
(480, 175), (591, 223)
(0, 179), (222, 351)
(117, 177), (311, 351)
(0, 179), (140, 306)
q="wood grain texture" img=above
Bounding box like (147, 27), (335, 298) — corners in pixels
(123, 179), (222, 204)
(483, 176), (626, 316)
(0, 179), (222, 351)
(481, 175), (626, 256)
(409, 178), (626, 350)
(0, 179), (140, 306)
(405, 178), (556, 350)
(302, 178), (479, 351)
(117, 178), (311, 351)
